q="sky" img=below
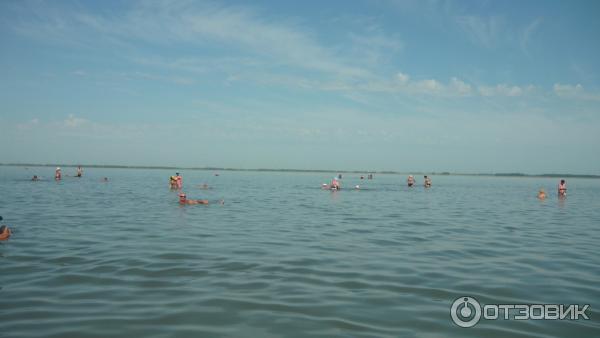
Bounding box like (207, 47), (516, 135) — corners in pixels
(1, 0), (599, 174)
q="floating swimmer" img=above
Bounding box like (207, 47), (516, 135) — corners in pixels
(179, 193), (209, 205)
(538, 189), (546, 200)
(407, 175), (415, 187)
(0, 216), (10, 241)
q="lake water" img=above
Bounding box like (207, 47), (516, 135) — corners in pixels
(1, 166), (599, 337)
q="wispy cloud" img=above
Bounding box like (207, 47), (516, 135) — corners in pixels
(456, 15), (504, 48)
(63, 114), (88, 128)
(519, 17), (543, 55)
(478, 84), (537, 97)
(554, 83), (600, 101)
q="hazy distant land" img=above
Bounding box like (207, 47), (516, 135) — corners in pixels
(1, 163), (598, 179)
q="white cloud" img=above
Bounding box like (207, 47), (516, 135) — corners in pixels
(17, 118), (40, 130)
(553, 83), (600, 101)
(553, 83), (583, 96)
(396, 72), (410, 83)
(417, 79), (442, 92)
(449, 77), (472, 96)
(478, 84), (528, 97)
(64, 114), (88, 128)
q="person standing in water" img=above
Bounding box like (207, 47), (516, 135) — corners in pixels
(407, 175), (415, 187)
(424, 175), (432, 188)
(176, 173), (183, 189)
(76, 165), (83, 177)
(169, 175), (178, 189)
(55, 167), (62, 180)
(558, 179), (567, 197)
(331, 177), (341, 190)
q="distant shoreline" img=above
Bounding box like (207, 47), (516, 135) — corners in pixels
(1, 163), (598, 179)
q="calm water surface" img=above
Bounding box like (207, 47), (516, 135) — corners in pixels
(1, 167), (599, 337)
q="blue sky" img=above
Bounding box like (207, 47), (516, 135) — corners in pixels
(1, 0), (599, 173)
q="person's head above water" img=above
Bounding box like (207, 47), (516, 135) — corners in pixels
(561, 179), (565, 184)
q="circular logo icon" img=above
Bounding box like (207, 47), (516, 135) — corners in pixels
(451, 296), (482, 328)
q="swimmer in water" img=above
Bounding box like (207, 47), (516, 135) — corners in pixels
(407, 175), (415, 187)
(55, 167), (62, 180)
(102, 177), (109, 182)
(179, 193), (208, 205)
(424, 175), (432, 188)
(331, 177), (341, 190)
(169, 175), (178, 189)
(355, 185), (360, 190)
(176, 172), (183, 189)
(538, 189), (546, 200)
(0, 216), (10, 241)
(558, 179), (567, 197)
(31, 175), (39, 181)
(76, 165), (83, 177)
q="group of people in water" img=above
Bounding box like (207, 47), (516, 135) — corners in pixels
(0, 167), (576, 243)
(168, 173), (223, 205)
(406, 175), (432, 188)
(30, 166), (108, 182)
(323, 174), (433, 191)
(322, 174), (567, 201)
(53, 166), (82, 180)
(169, 173), (183, 189)
(537, 179), (568, 200)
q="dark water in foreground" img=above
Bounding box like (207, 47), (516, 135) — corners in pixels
(1, 167), (599, 337)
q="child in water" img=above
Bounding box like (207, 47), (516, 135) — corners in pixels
(538, 189), (546, 200)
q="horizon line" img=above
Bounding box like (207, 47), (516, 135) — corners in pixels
(1, 163), (598, 179)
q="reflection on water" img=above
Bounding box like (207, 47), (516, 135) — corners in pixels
(1, 167), (599, 337)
